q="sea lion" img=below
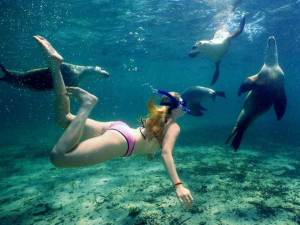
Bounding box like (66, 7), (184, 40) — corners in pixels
(226, 36), (287, 151)
(189, 16), (245, 85)
(0, 62), (109, 91)
(181, 86), (226, 116)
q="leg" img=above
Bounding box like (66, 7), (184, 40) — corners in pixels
(51, 87), (98, 156)
(66, 114), (112, 140)
(33, 35), (110, 139)
(33, 35), (70, 127)
(50, 87), (127, 168)
(51, 131), (128, 168)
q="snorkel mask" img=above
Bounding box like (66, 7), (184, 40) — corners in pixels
(155, 89), (190, 114)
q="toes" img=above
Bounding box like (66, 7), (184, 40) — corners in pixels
(66, 87), (84, 96)
(33, 36), (42, 44)
(37, 35), (45, 40)
(35, 35), (44, 40)
(102, 70), (110, 77)
(33, 35), (45, 44)
(67, 86), (80, 90)
(66, 86), (80, 93)
(66, 87), (78, 98)
(33, 35), (51, 48)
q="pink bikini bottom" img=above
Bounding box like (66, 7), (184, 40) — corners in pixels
(107, 121), (135, 157)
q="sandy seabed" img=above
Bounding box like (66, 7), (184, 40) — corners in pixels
(0, 141), (299, 225)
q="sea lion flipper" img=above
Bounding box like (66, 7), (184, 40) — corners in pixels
(226, 111), (253, 151)
(225, 127), (236, 144)
(226, 124), (247, 151)
(187, 102), (206, 116)
(273, 87), (287, 120)
(226, 125), (245, 151)
(0, 63), (9, 79)
(229, 16), (246, 40)
(238, 77), (255, 96)
(231, 127), (245, 151)
(211, 61), (220, 85)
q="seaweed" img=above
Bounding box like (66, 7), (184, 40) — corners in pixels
(249, 201), (277, 218)
(128, 205), (142, 217)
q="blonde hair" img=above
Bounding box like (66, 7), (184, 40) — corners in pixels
(141, 92), (180, 143)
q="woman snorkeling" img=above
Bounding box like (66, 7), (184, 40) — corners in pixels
(33, 35), (193, 207)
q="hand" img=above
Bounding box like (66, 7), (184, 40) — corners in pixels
(175, 184), (193, 208)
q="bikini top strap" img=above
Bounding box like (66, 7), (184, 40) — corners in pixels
(140, 118), (145, 128)
(139, 118), (147, 140)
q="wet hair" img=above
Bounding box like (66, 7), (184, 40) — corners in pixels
(142, 92), (180, 144)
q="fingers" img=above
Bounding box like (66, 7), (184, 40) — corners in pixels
(178, 196), (184, 205)
(187, 192), (193, 202)
(183, 195), (193, 208)
(179, 193), (193, 208)
(186, 193), (193, 208)
(180, 197), (191, 208)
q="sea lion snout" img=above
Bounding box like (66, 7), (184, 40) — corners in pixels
(265, 36), (278, 66)
(188, 50), (199, 58)
(189, 41), (203, 58)
(267, 36), (276, 48)
(189, 45), (200, 57)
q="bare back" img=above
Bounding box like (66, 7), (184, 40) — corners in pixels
(132, 119), (177, 156)
(132, 127), (161, 155)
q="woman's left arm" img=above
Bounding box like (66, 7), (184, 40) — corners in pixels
(161, 122), (193, 207)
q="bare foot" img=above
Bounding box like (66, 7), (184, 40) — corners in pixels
(66, 87), (98, 107)
(33, 35), (63, 67)
(95, 66), (110, 77)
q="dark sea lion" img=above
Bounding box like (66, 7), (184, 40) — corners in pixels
(226, 36), (287, 151)
(0, 62), (109, 91)
(189, 16), (245, 85)
(181, 86), (226, 116)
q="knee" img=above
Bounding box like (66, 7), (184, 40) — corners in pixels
(49, 148), (65, 168)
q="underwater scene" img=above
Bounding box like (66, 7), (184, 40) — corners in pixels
(0, 0), (300, 224)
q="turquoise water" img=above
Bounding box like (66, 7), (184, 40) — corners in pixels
(0, 0), (299, 224)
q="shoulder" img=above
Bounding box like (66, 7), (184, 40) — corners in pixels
(165, 121), (180, 136)
(161, 122), (181, 149)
